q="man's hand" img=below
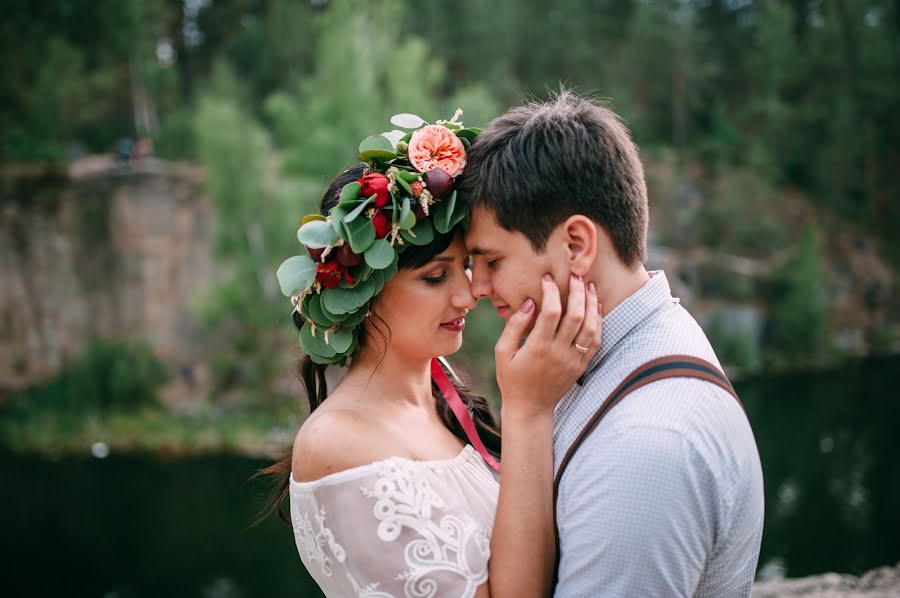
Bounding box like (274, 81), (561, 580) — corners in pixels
(495, 274), (603, 421)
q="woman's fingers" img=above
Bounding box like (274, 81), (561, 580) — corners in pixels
(572, 282), (602, 360)
(495, 298), (536, 363)
(529, 274), (562, 342)
(556, 274), (586, 346)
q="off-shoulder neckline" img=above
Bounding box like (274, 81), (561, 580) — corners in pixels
(289, 444), (480, 490)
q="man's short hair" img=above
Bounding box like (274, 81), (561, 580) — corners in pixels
(459, 90), (648, 267)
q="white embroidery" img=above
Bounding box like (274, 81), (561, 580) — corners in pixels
(293, 507), (346, 577)
(362, 459), (490, 598)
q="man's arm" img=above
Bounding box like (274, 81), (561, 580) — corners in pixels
(555, 422), (718, 597)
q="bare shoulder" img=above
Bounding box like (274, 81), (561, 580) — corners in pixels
(291, 407), (392, 483)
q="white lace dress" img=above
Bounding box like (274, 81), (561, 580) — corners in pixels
(289, 445), (499, 597)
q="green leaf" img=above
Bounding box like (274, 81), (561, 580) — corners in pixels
(276, 255), (317, 297)
(459, 136), (471, 151)
(342, 307), (368, 328)
(399, 197), (416, 229)
(328, 327), (354, 354)
(400, 218), (435, 246)
(301, 214), (326, 226)
(359, 134), (394, 154)
(344, 195), (374, 223)
(380, 254), (399, 283)
(339, 181), (361, 204)
(433, 190), (457, 234)
(299, 323), (337, 358)
(341, 215), (376, 254)
(358, 135), (396, 162)
(455, 128), (481, 142)
(298, 220), (338, 248)
(364, 239), (394, 269)
(308, 294), (346, 325)
(322, 274), (380, 315)
(396, 176), (413, 196)
(397, 170), (422, 183)
(390, 113), (426, 129)
(330, 205), (349, 236)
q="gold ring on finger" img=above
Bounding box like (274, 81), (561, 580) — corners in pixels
(573, 342), (590, 354)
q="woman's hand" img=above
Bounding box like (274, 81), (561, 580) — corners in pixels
(494, 273), (603, 421)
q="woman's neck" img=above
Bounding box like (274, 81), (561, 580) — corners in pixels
(340, 345), (434, 412)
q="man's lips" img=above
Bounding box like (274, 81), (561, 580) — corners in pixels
(440, 317), (466, 332)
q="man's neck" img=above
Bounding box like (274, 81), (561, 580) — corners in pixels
(588, 262), (651, 317)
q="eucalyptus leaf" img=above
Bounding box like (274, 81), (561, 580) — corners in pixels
(399, 197), (416, 229)
(341, 215), (376, 254)
(322, 275), (380, 315)
(364, 239), (394, 269)
(308, 293), (345, 325)
(339, 181), (361, 204)
(400, 218), (435, 246)
(359, 148), (396, 162)
(359, 134), (394, 154)
(330, 205), (349, 236)
(299, 323), (337, 358)
(344, 195), (374, 223)
(459, 136), (471, 151)
(390, 113), (426, 129)
(328, 327), (354, 354)
(298, 220), (338, 248)
(276, 255), (317, 297)
(382, 130), (406, 148)
(342, 307), (368, 328)
(301, 214), (326, 226)
(432, 189), (457, 234)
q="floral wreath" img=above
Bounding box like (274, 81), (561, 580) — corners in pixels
(275, 111), (479, 365)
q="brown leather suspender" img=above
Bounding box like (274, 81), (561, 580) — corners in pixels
(551, 355), (744, 585)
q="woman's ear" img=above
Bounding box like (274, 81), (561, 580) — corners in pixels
(563, 215), (598, 277)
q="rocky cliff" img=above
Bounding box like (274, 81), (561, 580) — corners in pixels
(0, 158), (212, 394)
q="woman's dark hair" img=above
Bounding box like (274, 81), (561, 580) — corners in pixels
(255, 164), (501, 525)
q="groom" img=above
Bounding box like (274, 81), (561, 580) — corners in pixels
(460, 92), (764, 597)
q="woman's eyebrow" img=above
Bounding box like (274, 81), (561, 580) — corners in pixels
(430, 256), (455, 263)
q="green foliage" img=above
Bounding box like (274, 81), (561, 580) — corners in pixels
(765, 223), (828, 366)
(5, 338), (167, 417)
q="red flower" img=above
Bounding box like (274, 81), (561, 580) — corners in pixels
(372, 210), (391, 239)
(315, 261), (344, 289)
(358, 173), (392, 208)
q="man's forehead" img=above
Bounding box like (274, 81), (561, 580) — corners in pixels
(463, 217), (501, 254)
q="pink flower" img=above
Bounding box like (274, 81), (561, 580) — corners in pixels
(407, 125), (467, 177)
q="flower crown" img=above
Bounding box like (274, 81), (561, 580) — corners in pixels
(276, 111), (479, 365)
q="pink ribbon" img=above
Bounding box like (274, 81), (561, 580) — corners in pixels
(431, 358), (501, 473)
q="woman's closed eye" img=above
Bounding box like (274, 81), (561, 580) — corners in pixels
(422, 270), (448, 285)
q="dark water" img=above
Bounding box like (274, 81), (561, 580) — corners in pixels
(3, 357), (898, 597)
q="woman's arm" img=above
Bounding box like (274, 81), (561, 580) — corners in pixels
(484, 275), (603, 597)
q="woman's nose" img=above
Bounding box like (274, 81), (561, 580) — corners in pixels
(452, 274), (477, 309)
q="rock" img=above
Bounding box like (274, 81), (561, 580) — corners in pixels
(752, 562), (900, 597)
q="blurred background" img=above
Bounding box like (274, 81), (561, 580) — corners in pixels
(1, 0), (899, 596)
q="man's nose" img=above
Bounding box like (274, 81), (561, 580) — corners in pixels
(470, 263), (492, 299)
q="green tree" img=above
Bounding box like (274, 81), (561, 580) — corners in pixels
(766, 223), (827, 366)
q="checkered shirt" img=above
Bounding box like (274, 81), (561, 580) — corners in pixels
(552, 271), (764, 597)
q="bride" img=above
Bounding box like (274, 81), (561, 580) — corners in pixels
(260, 114), (601, 597)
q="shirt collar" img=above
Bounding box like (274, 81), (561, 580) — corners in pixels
(576, 270), (676, 385)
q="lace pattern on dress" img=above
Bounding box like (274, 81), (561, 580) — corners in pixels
(293, 506), (347, 577)
(362, 459), (490, 598)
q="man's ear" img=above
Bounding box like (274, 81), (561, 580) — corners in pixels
(563, 215), (598, 277)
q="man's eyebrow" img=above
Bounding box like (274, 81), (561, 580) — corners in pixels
(468, 247), (494, 256)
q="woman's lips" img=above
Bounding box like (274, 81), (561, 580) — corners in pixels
(494, 304), (510, 317)
(439, 317), (466, 332)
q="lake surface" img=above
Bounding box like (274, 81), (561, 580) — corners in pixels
(3, 356), (898, 596)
